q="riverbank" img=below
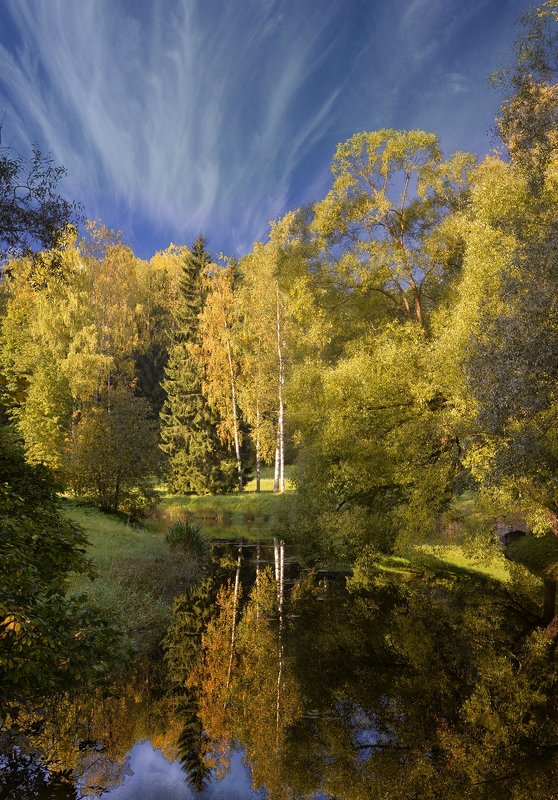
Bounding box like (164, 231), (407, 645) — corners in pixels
(65, 495), (513, 634)
(64, 501), (200, 653)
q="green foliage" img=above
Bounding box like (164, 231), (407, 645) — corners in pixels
(68, 386), (160, 517)
(495, 1), (558, 187)
(0, 428), (123, 718)
(289, 323), (461, 559)
(310, 128), (475, 327)
(166, 519), (210, 562)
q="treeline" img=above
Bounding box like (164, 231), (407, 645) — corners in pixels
(1, 0), (557, 756)
(0, 216), (311, 511)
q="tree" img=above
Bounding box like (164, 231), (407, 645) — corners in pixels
(0, 140), (79, 269)
(238, 216), (302, 494)
(199, 259), (247, 491)
(425, 3), (558, 629)
(494, 1), (558, 188)
(0, 225), (161, 507)
(310, 129), (474, 327)
(68, 386), (160, 516)
(0, 427), (120, 721)
(289, 322), (459, 561)
(160, 236), (237, 493)
(133, 246), (187, 418)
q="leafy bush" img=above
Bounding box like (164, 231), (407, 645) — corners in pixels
(0, 427), (124, 720)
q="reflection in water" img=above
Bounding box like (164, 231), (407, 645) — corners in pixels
(7, 539), (558, 799)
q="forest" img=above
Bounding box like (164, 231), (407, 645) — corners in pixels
(1, 2), (558, 799)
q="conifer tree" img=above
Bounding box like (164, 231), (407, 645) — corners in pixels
(160, 236), (236, 493)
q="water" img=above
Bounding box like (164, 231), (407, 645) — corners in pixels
(3, 537), (557, 799)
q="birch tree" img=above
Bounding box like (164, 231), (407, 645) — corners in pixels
(238, 217), (297, 493)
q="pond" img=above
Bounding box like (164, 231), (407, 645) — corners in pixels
(3, 535), (558, 799)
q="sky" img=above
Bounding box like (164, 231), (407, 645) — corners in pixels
(0, 0), (537, 260)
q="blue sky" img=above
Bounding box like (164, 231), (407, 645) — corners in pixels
(0, 0), (536, 260)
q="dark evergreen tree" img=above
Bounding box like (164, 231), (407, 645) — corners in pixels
(177, 691), (212, 794)
(160, 236), (237, 493)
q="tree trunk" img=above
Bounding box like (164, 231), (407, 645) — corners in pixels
(225, 329), (243, 491)
(543, 575), (557, 625)
(414, 290), (423, 327)
(255, 402), (261, 494)
(114, 475), (120, 513)
(256, 542), (261, 624)
(545, 612), (558, 645)
(225, 544), (242, 694)
(275, 286), (285, 493)
(274, 433), (280, 493)
(275, 538), (285, 743)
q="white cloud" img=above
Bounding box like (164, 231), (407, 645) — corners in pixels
(0, 0), (348, 252)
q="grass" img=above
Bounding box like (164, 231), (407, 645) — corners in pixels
(155, 466), (294, 532)
(63, 501), (199, 653)
(368, 544), (511, 584)
(415, 544), (511, 582)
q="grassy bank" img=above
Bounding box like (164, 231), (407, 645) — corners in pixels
(63, 481), (521, 658)
(64, 501), (199, 653)
(156, 466), (294, 532)
(352, 544), (511, 586)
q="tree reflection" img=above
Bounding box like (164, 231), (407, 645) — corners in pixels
(0, 751), (78, 800)
(173, 552), (558, 799)
(7, 543), (558, 799)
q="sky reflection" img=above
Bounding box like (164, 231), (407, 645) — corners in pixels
(96, 741), (264, 800)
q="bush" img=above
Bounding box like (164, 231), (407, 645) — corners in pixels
(166, 520), (210, 563)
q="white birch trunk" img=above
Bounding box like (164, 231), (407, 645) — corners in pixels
(275, 286), (285, 493)
(225, 544), (242, 695)
(275, 539), (285, 743)
(274, 435), (280, 493)
(255, 402), (261, 494)
(256, 542), (261, 624)
(225, 327), (243, 491)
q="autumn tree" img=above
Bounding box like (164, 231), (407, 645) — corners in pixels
(238, 216), (303, 493)
(199, 258), (248, 491)
(133, 245), (187, 417)
(68, 386), (160, 515)
(1, 224), (163, 510)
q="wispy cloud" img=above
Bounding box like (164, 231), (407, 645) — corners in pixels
(0, 0), (348, 253)
(0, 0), (531, 256)
(447, 72), (471, 95)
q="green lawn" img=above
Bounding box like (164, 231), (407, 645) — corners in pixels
(360, 544), (511, 584)
(156, 465), (294, 529)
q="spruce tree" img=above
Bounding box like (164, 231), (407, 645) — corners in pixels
(160, 236), (236, 493)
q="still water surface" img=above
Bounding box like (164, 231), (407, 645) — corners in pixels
(4, 535), (557, 799)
